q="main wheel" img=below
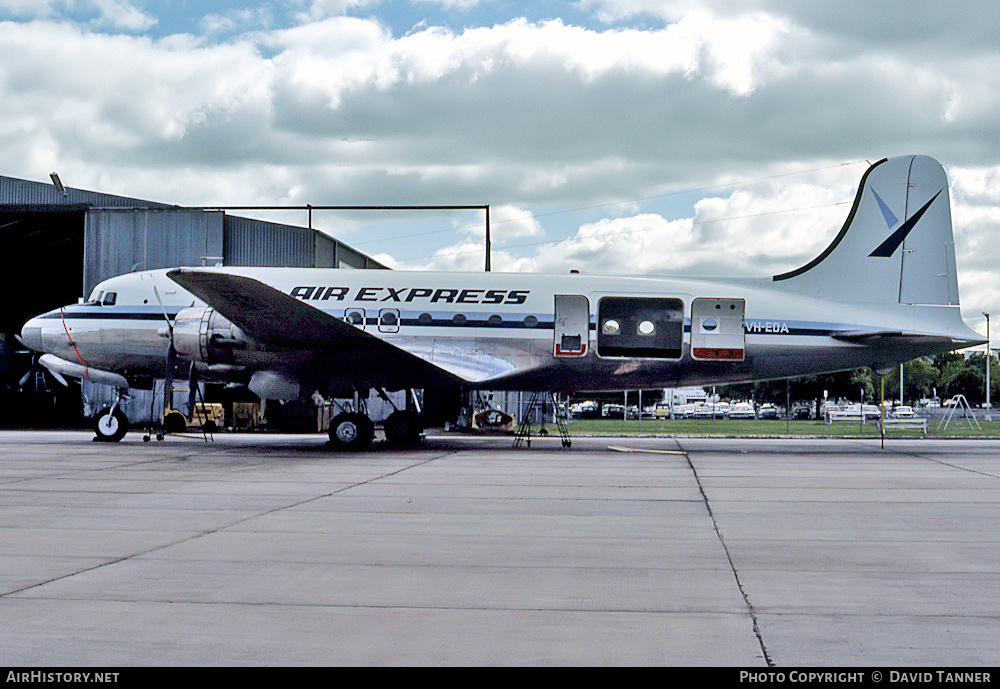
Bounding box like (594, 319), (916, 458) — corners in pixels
(383, 410), (422, 446)
(328, 412), (374, 451)
(94, 407), (129, 442)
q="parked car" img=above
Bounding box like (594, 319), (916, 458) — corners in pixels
(842, 404), (881, 420)
(892, 405), (917, 418)
(653, 403), (671, 418)
(861, 404), (881, 420)
(758, 403), (779, 419)
(672, 404), (695, 419)
(602, 403), (625, 418)
(728, 402), (755, 419)
(690, 403), (711, 418)
(569, 400), (599, 419)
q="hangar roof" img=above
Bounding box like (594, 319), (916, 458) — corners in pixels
(0, 174), (171, 209)
(0, 174), (388, 274)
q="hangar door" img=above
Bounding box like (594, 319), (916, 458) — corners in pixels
(0, 206), (86, 428)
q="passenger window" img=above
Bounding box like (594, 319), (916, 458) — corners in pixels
(345, 308), (365, 326)
(378, 309), (400, 333)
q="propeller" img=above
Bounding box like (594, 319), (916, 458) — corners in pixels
(17, 359), (69, 389)
(153, 285), (203, 424)
(153, 286), (178, 412)
(13, 343), (69, 390)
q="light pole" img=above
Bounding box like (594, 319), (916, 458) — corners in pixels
(984, 312), (991, 420)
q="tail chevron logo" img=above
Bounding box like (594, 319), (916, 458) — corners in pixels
(868, 189), (943, 258)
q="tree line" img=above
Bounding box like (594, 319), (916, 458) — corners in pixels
(716, 353), (999, 414)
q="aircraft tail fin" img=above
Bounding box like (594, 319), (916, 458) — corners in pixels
(772, 155), (959, 307)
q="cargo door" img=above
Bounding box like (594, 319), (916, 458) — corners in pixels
(596, 297), (684, 359)
(691, 298), (745, 361)
(553, 295), (589, 357)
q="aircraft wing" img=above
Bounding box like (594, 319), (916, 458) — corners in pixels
(166, 268), (464, 390)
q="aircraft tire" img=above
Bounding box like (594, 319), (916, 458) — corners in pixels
(163, 410), (187, 434)
(329, 412), (374, 451)
(93, 407), (129, 442)
(383, 410), (422, 446)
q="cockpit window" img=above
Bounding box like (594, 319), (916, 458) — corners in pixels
(82, 290), (103, 305)
(102, 292), (117, 306)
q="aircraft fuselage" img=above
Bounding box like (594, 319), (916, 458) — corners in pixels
(20, 266), (975, 393)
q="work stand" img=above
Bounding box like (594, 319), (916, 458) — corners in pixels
(513, 391), (571, 448)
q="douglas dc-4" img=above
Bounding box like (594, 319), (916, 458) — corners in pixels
(18, 155), (985, 447)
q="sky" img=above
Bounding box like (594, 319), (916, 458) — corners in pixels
(1, 0), (999, 339)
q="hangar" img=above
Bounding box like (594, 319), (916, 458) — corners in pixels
(0, 173), (387, 429)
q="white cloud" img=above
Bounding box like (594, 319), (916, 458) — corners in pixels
(294, 0), (384, 23)
(0, 2), (999, 324)
(0, 0), (156, 31)
(479, 204), (543, 242)
(91, 0), (156, 31)
(199, 8), (277, 35)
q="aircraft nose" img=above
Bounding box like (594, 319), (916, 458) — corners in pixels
(18, 318), (44, 352)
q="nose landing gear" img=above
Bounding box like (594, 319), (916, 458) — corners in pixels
(93, 389), (130, 442)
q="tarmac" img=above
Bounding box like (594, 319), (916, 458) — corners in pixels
(1, 429), (999, 666)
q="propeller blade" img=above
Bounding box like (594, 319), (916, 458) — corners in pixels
(153, 285), (174, 338)
(164, 344), (176, 411)
(18, 354), (39, 389)
(187, 362), (199, 420)
(49, 369), (69, 387)
(154, 285), (180, 415)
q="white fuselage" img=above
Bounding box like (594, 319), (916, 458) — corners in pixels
(20, 267), (977, 393)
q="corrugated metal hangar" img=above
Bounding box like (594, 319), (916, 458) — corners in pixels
(0, 173), (387, 429)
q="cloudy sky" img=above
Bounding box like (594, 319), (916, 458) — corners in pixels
(1, 0), (998, 336)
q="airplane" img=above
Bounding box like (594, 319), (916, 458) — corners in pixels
(17, 154), (986, 448)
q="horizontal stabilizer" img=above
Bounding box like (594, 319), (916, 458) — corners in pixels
(832, 330), (984, 348)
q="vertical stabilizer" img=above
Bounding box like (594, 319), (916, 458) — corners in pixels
(772, 155), (959, 307)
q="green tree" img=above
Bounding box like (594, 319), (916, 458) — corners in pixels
(883, 357), (941, 404)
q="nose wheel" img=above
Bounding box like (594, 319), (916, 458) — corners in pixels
(93, 405), (129, 442)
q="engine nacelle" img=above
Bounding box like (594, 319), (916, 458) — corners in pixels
(173, 307), (246, 364)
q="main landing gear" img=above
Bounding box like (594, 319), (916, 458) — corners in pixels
(328, 412), (375, 451)
(326, 389), (424, 451)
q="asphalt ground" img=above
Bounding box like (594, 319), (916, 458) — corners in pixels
(1, 430), (999, 667)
